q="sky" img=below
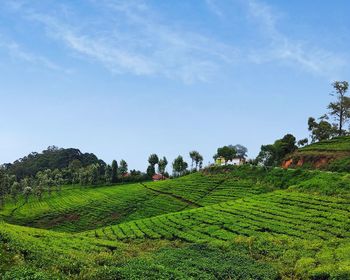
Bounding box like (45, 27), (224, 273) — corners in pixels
(0, 0), (349, 171)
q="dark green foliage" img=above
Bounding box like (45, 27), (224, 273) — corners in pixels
(172, 156), (188, 177)
(213, 145), (236, 162)
(113, 244), (279, 280)
(148, 154), (159, 167)
(111, 160), (118, 184)
(308, 117), (337, 142)
(256, 134), (297, 166)
(118, 160), (128, 177)
(328, 157), (350, 172)
(328, 81), (350, 136)
(2, 266), (57, 280)
(5, 146), (104, 179)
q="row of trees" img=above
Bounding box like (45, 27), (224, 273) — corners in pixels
(146, 151), (205, 178)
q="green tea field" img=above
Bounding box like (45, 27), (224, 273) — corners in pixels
(1, 166), (349, 279)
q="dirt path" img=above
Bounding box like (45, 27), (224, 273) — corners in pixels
(139, 183), (202, 208)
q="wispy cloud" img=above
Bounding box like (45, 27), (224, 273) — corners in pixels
(9, 0), (237, 83)
(205, 0), (224, 18)
(0, 37), (67, 73)
(245, 0), (345, 79)
(2, 0), (345, 82)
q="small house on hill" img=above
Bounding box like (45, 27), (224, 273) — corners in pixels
(152, 174), (167, 181)
(215, 156), (245, 166)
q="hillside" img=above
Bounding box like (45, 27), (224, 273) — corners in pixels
(3, 146), (104, 179)
(282, 136), (350, 170)
(0, 166), (349, 279)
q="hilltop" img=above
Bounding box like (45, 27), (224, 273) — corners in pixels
(282, 136), (350, 171)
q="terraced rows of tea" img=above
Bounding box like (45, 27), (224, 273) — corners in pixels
(0, 183), (194, 232)
(1, 166), (350, 279)
(146, 172), (273, 206)
(87, 190), (350, 243)
(0, 170), (278, 232)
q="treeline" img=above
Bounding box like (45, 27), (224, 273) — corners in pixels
(4, 146), (103, 179)
(255, 80), (350, 167)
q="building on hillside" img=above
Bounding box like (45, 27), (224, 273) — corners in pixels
(152, 174), (167, 181)
(215, 156), (245, 166)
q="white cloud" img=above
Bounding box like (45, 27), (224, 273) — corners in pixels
(16, 1), (237, 83)
(2, 0), (345, 82)
(245, 0), (345, 79)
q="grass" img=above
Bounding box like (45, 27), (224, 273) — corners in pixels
(85, 190), (349, 242)
(0, 183), (195, 232)
(300, 136), (350, 152)
(1, 165), (349, 279)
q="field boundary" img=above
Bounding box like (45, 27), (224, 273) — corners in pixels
(139, 182), (201, 207)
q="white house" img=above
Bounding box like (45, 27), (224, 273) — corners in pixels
(215, 156), (245, 166)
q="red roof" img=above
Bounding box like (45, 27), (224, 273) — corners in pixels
(152, 174), (164, 180)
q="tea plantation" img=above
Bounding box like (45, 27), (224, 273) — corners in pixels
(1, 166), (349, 279)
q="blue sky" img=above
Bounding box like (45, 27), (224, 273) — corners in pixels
(0, 0), (349, 171)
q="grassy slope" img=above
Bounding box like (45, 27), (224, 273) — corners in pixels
(1, 166), (350, 279)
(300, 136), (350, 152)
(0, 222), (279, 280)
(0, 183), (195, 232)
(285, 136), (350, 170)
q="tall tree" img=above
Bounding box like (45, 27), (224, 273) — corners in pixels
(189, 151), (197, 170)
(146, 165), (156, 178)
(147, 154), (159, 177)
(104, 165), (113, 184)
(172, 156), (188, 177)
(119, 160), (128, 177)
(158, 157), (168, 178)
(328, 81), (350, 136)
(111, 160), (118, 184)
(231, 144), (248, 159)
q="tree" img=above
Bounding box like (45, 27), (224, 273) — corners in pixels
(172, 156), (188, 177)
(231, 144), (248, 159)
(148, 154), (159, 166)
(23, 186), (32, 203)
(308, 117), (337, 143)
(158, 157), (168, 178)
(297, 138), (309, 147)
(111, 160), (118, 184)
(189, 151), (197, 170)
(256, 134), (297, 166)
(0, 170), (9, 207)
(104, 165), (112, 184)
(328, 81), (350, 136)
(194, 153), (203, 170)
(68, 159), (82, 171)
(189, 151), (203, 170)
(119, 160), (128, 177)
(146, 165), (156, 178)
(11, 181), (21, 203)
(34, 183), (44, 201)
(213, 146), (237, 164)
